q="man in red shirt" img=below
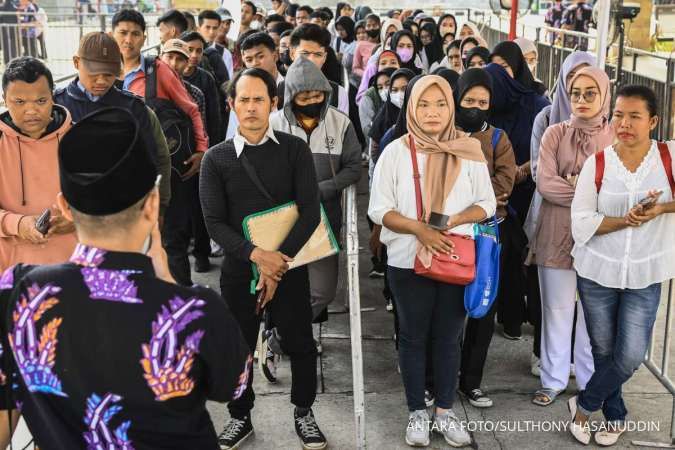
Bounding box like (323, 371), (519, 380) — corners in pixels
(112, 9), (210, 285)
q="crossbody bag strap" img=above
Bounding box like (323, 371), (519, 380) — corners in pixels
(657, 142), (675, 198)
(408, 135), (424, 221)
(239, 153), (276, 206)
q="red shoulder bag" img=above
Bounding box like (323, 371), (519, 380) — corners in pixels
(409, 137), (476, 285)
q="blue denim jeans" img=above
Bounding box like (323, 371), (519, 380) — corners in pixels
(388, 267), (467, 411)
(576, 276), (661, 423)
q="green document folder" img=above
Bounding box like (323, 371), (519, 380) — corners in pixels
(242, 201), (340, 293)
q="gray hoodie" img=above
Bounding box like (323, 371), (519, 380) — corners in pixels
(270, 57), (361, 233)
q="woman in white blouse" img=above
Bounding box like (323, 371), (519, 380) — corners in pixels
(569, 85), (675, 446)
(368, 75), (495, 447)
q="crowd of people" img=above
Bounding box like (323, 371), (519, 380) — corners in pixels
(0, 2), (673, 449)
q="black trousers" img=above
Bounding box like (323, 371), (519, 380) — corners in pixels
(459, 297), (498, 392)
(221, 268), (317, 419)
(526, 264), (542, 358)
(496, 215), (528, 336)
(191, 172), (211, 261)
(163, 174), (200, 286)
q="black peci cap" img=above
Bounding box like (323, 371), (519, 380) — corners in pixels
(59, 107), (158, 216)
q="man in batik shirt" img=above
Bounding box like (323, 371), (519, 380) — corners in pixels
(0, 107), (250, 449)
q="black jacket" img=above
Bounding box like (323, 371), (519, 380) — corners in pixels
(184, 67), (223, 145)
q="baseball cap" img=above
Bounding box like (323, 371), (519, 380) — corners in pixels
(77, 32), (122, 76)
(216, 8), (233, 22)
(161, 39), (189, 59)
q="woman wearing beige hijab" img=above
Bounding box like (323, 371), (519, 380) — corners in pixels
(368, 75), (496, 447)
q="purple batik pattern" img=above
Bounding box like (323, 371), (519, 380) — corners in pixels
(83, 392), (134, 450)
(70, 244), (107, 268)
(0, 266), (14, 290)
(9, 283), (66, 397)
(140, 296), (205, 401)
(81, 268), (143, 304)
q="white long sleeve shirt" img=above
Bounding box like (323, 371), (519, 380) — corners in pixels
(368, 136), (496, 269)
(571, 141), (675, 289)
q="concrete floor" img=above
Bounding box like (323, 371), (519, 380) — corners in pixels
(192, 177), (675, 450)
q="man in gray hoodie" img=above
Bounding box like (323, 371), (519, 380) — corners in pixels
(270, 56), (361, 350)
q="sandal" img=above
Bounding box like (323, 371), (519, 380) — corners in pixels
(532, 388), (565, 406)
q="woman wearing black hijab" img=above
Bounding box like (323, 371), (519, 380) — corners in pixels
(335, 15), (356, 57)
(491, 41), (547, 96)
(464, 46), (490, 69)
(454, 67), (517, 409)
(389, 30), (422, 74)
(420, 22), (444, 69)
(431, 67), (460, 92)
(368, 68), (416, 154)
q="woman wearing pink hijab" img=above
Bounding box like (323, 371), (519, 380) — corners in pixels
(532, 67), (614, 408)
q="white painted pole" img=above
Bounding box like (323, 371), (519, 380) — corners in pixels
(596, 0), (612, 69)
(345, 184), (366, 449)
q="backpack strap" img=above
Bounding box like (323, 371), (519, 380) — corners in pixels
(594, 150), (605, 193)
(491, 128), (502, 168)
(657, 141), (675, 198)
(144, 55), (158, 102)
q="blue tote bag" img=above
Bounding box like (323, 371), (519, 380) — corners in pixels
(464, 217), (501, 318)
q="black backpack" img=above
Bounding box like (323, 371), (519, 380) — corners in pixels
(144, 56), (194, 177)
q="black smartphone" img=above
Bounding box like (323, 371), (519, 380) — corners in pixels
(35, 209), (51, 235)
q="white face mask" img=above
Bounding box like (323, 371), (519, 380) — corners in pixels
(390, 91), (404, 108)
(528, 63), (537, 75)
(379, 89), (388, 102)
(250, 20), (262, 30)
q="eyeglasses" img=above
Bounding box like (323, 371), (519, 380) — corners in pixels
(570, 90), (598, 103)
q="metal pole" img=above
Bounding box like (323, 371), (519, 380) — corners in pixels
(596, 0), (611, 69)
(346, 185), (366, 449)
(509, 0), (519, 40)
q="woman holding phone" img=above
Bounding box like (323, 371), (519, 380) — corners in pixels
(569, 85), (675, 446)
(368, 75), (495, 447)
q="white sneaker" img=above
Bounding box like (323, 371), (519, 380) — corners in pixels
(405, 410), (430, 447)
(433, 409), (471, 447)
(531, 354), (541, 377)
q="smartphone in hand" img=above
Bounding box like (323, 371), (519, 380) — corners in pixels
(636, 190), (663, 209)
(35, 209), (51, 235)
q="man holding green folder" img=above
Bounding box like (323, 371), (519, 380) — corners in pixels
(199, 67), (328, 450)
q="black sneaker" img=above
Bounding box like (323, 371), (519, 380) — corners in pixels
(294, 408), (327, 450)
(194, 257), (211, 273)
(460, 388), (493, 408)
(218, 417), (253, 449)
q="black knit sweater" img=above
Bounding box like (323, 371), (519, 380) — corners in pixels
(199, 131), (321, 278)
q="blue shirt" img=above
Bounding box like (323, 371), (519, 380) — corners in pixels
(122, 54), (145, 91)
(76, 81), (101, 102)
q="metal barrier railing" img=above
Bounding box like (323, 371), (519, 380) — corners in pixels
(634, 280), (675, 447)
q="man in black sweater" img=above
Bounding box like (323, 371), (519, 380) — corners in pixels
(199, 68), (328, 450)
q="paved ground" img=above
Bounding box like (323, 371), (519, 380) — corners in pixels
(192, 175), (674, 450)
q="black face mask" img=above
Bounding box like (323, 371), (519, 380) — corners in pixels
(366, 28), (380, 39)
(280, 50), (292, 66)
(456, 106), (489, 133)
(293, 101), (323, 118)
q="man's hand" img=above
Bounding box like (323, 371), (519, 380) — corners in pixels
(17, 215), (48, 244)
(251, 247), (293, 281)
(181, 152), (205, 181)
(147, 223), (176, 283)
(46, 208), (75, 237)
(256, 273), (279, 309)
